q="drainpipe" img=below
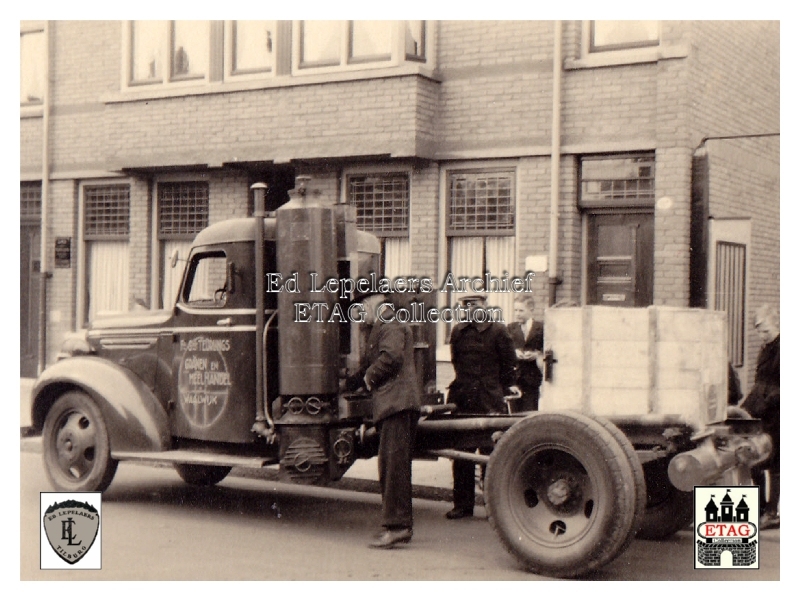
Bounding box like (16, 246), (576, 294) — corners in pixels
(548, 20), (563, 307)
(37, 21), (52, 375)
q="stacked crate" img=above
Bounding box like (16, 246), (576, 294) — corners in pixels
(539, 306), (728, 428)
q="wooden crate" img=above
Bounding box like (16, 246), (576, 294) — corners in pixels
(539, 306), (728, 428)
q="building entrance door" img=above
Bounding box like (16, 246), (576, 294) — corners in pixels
(20, 224), (41, 376)
(587, 212), (653, 307)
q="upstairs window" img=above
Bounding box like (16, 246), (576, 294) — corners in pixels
(405, 21), (426, 61)
(296, 20), (428, 73)
(128, 20), (212, 86)
(124, 20), (429, 91)
(20, 25), (45, 105)
(590, 21), (659, 53)
(230, 20), (276, 75)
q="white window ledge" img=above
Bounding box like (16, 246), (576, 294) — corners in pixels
(20, 105), (44, 119)
(103, 63), (439, 105)
(565, 43), (690, 70)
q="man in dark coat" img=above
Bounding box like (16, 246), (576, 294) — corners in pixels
(445, 294), (518, 519)
(507, 294), (544, 411)
(742, 304), (780, 529)
(348, 292), (421, 547)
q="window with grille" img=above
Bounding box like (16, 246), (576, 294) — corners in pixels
(715, 242), (747, 367)
(580, 155), (655, 208)
(84, 185), (130, 240)
(158, 181), (209, 239)
(347, 173), (409, 237)
(447, 171), (515, 235)
(21, 182), (42, 220)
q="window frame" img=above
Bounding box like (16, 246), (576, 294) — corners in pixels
(293, 20), (429, 75)
(76, 179), (133, 326)
(20, 22), (46, 107)
(344, 170), (411, 238)
(225, 20), (278, 80)
(588, 20), (660, 54)
(124, 20), (216, 90)
(446, 168), (517, 237)
(578, 153), (656, 209)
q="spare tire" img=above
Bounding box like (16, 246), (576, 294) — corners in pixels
(485, 411), (640, 578)
(174, 464), (232, 486)
(636, 458), (694, 540)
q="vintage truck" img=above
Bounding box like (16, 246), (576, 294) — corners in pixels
(29, 177), (772, 578)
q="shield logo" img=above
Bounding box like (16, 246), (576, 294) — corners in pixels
(42, 499), (100, 565)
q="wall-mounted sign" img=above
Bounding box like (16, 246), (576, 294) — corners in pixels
(55, 237), (71, 268)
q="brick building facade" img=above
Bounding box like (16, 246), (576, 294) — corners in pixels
(20, 20), (779, 391)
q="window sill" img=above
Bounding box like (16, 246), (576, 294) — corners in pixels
(564, 43), (690, 70)
(104, 63), (439, 104)
(20, 105), (44, 119)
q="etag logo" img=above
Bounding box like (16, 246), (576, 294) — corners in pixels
(694, 486), (759, 569)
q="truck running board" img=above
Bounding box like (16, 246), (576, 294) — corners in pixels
(112, 449), (272, 469)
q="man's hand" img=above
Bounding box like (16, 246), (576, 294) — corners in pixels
(505, 385), (522, 398)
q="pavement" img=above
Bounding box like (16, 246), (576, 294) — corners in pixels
(19, 377), (459, 503)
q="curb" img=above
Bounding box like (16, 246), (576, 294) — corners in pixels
(20, 435), (476, 505)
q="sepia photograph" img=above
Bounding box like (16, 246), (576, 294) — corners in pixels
(16, 13), (783, 586)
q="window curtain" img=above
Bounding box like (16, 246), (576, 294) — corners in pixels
(485, 236), (516, 324)
(88, 241), (130, 321)
(448, 237), (484, 308)
(383, 238), (411, 280)
(162, 240), (193, 307)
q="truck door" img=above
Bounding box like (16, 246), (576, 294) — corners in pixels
(169, 245), (259, 443)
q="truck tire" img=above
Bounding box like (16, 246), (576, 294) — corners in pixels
(485, 411), (639, 578)
(174, 464), (232, 486)
(590, 415), (647, 553)
(42, 391), (118, 492)
(636, 458), (694, 540)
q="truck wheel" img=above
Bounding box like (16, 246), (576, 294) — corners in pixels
(636, 458), (694, 540)
(42, 391), (118, 492)
(590, 415), (647, 553)
(485, 411), (639, 578)
(174, 464), (232, 486)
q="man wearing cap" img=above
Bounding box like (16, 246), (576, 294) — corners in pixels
(445, 294), (519, 519)
(346, 292), (422, 547)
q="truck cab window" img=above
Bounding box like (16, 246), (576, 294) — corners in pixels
(183, 251), (229, 307)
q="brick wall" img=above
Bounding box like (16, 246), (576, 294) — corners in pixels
(688, 21), (780, 387)
(45, 180), (77, 362)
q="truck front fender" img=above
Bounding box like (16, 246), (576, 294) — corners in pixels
(32, 356), (171, 454)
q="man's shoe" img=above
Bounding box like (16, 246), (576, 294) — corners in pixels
(368, 528), (413, 549)
(445, 508), (473, 520)
(760, 513), (780, 530)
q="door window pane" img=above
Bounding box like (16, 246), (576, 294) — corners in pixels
(350, 21), (392, 62)
(233, 20), (273, 73)
(172, 21), (209, 78)
(131, 20), (165, 82)
(301, 21), (341, 66)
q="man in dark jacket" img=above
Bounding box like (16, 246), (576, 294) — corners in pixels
(507, 294), (544, 411)
(742, 304), (780, 529)
(445, 294), (518, 519)
(348, 292), (421, 548)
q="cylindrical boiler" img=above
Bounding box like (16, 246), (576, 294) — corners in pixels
(276, 177), (339, 395)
